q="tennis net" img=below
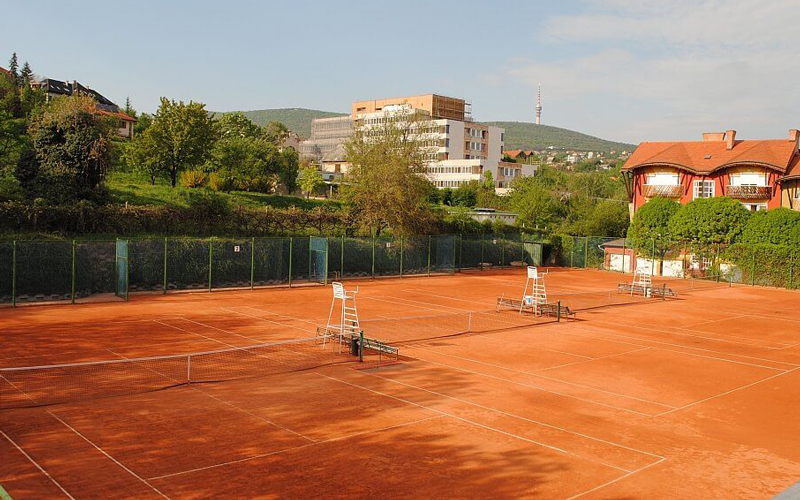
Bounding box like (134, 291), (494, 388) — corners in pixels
(0, 335), (336, 409)
(358, 310), (554, 345)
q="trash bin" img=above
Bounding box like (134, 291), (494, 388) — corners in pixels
(350, 336), (360, 356)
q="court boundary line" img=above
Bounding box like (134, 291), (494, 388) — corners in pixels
(153, 319), (239, 349)
(147, 414), (445, 481)
(46, 411), (170, 499)
(320, 371), (664, 472)
(566, 456), (667, 500)
(0, 429), (75, 500)
(403, 344), (675, 411)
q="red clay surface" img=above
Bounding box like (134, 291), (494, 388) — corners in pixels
(2, 268), (800, 498)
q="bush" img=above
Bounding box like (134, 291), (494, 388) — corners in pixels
(208, 172), (236, 192)
(180, 169), (208, 188)
(740, 208), (800, 246)
(669, 196), (750, 245)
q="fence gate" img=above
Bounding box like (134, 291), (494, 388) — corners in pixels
(309, 237), (328, 285)
(115, 239), (129, 300)
(523, 242), (543, 266)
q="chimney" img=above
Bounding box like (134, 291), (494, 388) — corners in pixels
(725, 130), (736, 150)
(790, 129), (800, 149)
(702, 132), (725, 141)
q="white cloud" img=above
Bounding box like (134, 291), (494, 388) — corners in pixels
(504, 0), (800, 141)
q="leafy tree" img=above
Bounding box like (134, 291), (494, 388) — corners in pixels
(134, 112), (152, 135)
(343, 112), (436, 235)
(124, 132), (163, 184)
(574, 200), (629, 237)
(627, 196), (680, 252)
(263, 120), (290, 145)
(216, 112), (263, 139)
(740, 208), (800, 246)
(133, 98), (216, 187)
(123, 97), (136, 118)
(452, 181), (478, 207)
(16, 95), (113, 202)
(508, 176), (565, 231)
(299, 164), (324, 198)
(668, 196), (750, 246)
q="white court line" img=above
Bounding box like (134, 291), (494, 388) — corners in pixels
(566, 457), (667, 500)
(0, 429), (76, 499)
(153, 319), (237, 349)
(147, 415), (445, 481)
(47, 411), (170, 499)
(219, 307), (318, 335)
(238, 306), (322, 327)
(322, 371), (663, 470)
(533, 347), (654, 374)
(581, 319), (798, 370)
(404, 344), (676, 410)
(655, 366), (800, 417)
(177, 316), (266, 343)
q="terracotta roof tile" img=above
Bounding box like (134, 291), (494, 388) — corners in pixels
(623, 137), (798, 175)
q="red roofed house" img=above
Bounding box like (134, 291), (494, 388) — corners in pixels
(621, 129), (800, 216)
(0, 66), (10, 76)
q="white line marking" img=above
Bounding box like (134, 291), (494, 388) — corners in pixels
(566, 457), (667, 499)
(0, 430), (76, 499)
(153, 320), (237, 349)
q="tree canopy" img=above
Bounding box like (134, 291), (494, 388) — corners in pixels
(668, 196), (750, 245)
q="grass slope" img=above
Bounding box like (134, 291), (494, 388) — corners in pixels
(107, 172), (339, 210)
(482, 121), (634, 152)
(211, 108), (347, 138)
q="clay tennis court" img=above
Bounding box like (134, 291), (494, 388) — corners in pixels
(2, 268), (800, 498)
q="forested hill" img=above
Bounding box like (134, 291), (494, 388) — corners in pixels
(211, 108), (347, 138)
(211, 108), (635, 151)
(484, 121), (635, 152)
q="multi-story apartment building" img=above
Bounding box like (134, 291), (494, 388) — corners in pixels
(622, 129), (800, 215)
(298, 115), (352, 160)
(301, 94), (535, 194)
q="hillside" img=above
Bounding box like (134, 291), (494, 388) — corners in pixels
(211, 108), (347, 138)
(483, 121), (635, 152)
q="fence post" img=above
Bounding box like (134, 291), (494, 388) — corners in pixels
(501, 234), (505, 267)
(163, 237), (168, 294)
(71, 240), (76, 304)
(458, 234), (463, 272)
(584, 237), (589, 269)
(520, 232), (525, 265)
(427, 235), (432, 276)
(208, 241), (213, 292)
(621, 238), (627, 273)
(716, 243), (721, 282)
(250, 237), (255, 290)
(11, 240), (16, 307)
(371, 234), (376, 279)
(399, 235), (404, 277)
(570, 238), (574, 268)
(751, 250), (756, 286)
(650, 238), (656, 277)
(480, 233), (485, 271)
(790, 248), (795, 290)
(288, 237), (293, 288)
(340, 234), (344, 278)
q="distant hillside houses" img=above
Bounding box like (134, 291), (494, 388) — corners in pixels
(31, 78), (137, 139)
(503, 146), (629, 171)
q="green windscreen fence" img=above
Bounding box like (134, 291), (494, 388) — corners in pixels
(211, 239), (252, 289)
(115, 239), (129, 300)
(253, 237), (290, 286)
(75, 241), (116, 299)
(0, 241), (12, 304)
(309, 236), (328, 284)
(15, 240), (73, 303)
(402, 236), (428, 276)
(342, 237), (373, 278)
(430, 235), (455, 273)
(167, 239), (210, 291)
(374, 236), (401, 276)
(130, 239), (166, 292)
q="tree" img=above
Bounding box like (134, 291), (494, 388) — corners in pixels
(578, 200), (630, 237)
(299, 164), (324, 198)
(263, 120), (290, 145)
(627, 196), (680, 253)
(508, 176), (565, 231)
(343, 112), (436, 234)
(668, 196), (750, 246)
(16, 95), (113, 202)
(124, 132), (163, 184)
(452, 181), (479, 207)
(216, 112), (263, 139)
(8, 53), (18, 85)
(134, 113), (153, 135)
(740, 208), (800, 246)
(20, 62), (32, 85)
(123, 96), (136, 118)
(135, 98), (216, 187)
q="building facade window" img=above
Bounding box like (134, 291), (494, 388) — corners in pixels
(693, 180), (714, 199)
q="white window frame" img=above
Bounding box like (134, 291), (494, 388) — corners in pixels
(693, 180), (715, 199)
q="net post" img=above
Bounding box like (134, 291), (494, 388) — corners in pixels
(288, 237), (293, 288)
(427, 235), (432, 276)
(557, 301), (561, 322)
(163, 237), (168, 294)
(371, 234), (376, 279)
(662, 283), (667, 301)
(359, 330), (364, 363)
(399, 235), (404, 277)
(208, 241), (213, 292)
(11, 240), (16, 307)
(71, 239), (76, 304)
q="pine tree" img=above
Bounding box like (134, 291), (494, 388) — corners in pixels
(124, 96), (132, 114)
(8, 52), (19, 85)
(20, 61), (33, 84)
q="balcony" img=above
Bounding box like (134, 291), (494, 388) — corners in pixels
(724, 185), (771, 200)
(643, 184), (682, 198)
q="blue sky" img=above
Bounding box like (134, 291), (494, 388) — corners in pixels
(2, 0), (798, 143)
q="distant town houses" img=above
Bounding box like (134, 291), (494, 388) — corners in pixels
(299, 94), (536, 195)
(622, 129), (800, 214)
(31, 78), (137, 139)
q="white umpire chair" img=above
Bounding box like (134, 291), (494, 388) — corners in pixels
(521, 266), (547, 315)
(325, 282), (361, 350)
(631, 266), (653, 296)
